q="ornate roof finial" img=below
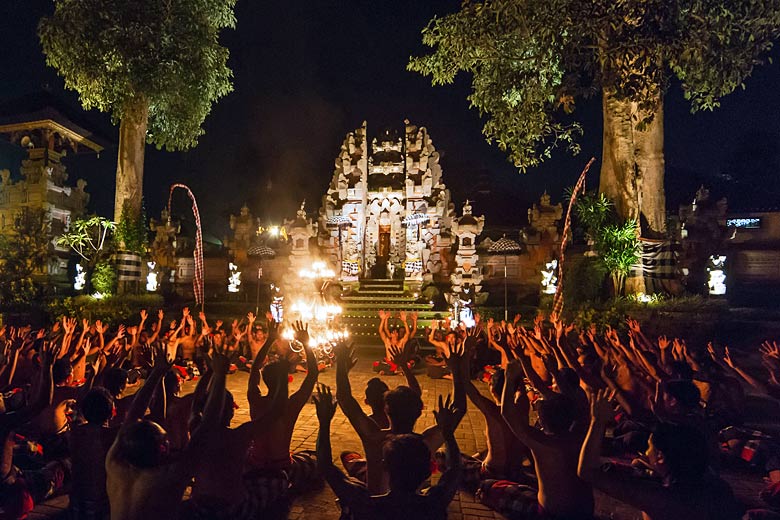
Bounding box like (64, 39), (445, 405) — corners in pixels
(463, 199), (472, 215)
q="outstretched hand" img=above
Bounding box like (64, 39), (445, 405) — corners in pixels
(293, 320), (309, 345)
(152, 343), (174, 371)
(589, 388), (615, 423)
(313, 383), (337, 423)
(335, 341), (358, 372)
(433, 393), (460, 436)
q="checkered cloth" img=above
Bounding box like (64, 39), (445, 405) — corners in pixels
(404, 260), (423, 275)
(169, 184), (204, 306)
(342, 260), (360, 276)
(552, 158), (595, 319)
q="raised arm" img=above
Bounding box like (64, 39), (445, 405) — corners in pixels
(1, 341), (57, 430)
(288, 321), (319, 414)
(500, 360), (545, 449)
(235, 358), (286, 442)
(334, 341), (380, 438)
(389, 343), (421, 396)
(124, 344), (173, 423)
(430, 394), (463, 505)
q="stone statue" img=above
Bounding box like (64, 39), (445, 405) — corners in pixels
(229, 204), (255, 265)
(150, 209), (179, 269)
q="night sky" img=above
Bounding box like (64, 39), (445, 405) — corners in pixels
(1, 1), (779, 239)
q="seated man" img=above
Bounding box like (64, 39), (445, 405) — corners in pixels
(579, 389), (743, 520)
(244, 321), (320, 515)
(459, 366), (533, 488)
(186, 363), (286, 519)
(106, 342), (229, 520)
(316, 384), (462, 520)
(68, 387), (118, 520)
(483, 360), (593, 519)
(335, 339), (466, 494)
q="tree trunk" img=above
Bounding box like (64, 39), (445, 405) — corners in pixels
(114, 99), (149, 223)
(600, 89), (666, 293)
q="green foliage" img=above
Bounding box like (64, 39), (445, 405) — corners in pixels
(574, 192), (640, 294)
(115, 202), (148, 254)
(47, 294), (164, 324)
(39, 0), (236, 151)
(0, 208), (55, 304)
(409, 0), (780, 170)
(57, 216), (114, 265)
(90, 261), (117, 295)
(563, 256), (607, 308)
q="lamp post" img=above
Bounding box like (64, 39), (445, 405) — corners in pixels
(488, 236), (522, 321)
(248, 245), (276, 315)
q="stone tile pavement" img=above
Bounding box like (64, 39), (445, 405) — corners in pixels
(30, 352), (766, 519)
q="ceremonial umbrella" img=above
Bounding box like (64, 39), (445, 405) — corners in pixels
(325, 215), (353, 266)
(248, 245), (276, 314)
(488, 236), (522, 321)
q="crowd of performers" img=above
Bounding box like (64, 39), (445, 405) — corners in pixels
(1, 306), (780, 519)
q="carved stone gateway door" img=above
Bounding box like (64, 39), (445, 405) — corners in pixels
(373, 224), (391, 278)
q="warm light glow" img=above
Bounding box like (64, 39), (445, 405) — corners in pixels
(269, 226), (280, 236)
(228, 262), (242, 293)
(707, 255), (727, 295)
(540, 259), (558, 295)
(74, 264), (86, 291)
(146, 262), (158, 292)
(299, 260), (336, 279)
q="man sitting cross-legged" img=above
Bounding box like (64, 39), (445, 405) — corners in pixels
(316, 383), (463, 520)
(335, 338), (466, 494)
(243, 320), (320, 516)
(578, 389), (742, 520)
(185, 334), (287, 519)
(478, 358), (594, 519)
(105, 341), (229, 520)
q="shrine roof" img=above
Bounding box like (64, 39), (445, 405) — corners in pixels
(0, 92), (112, 153)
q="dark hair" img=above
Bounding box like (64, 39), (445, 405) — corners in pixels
(52, 359), (73, 386)
(384, 386), (423, 433)
(81, 387), (114, 425)
(537, 394), (576, 435)
(103, 368), (129, 397)
(365, 377), (389, 409)
(663, 380), (701, 411)
(489, 368), (506, 398)
(261, 360), (290, 390)
(118, 420), (168, 468)
(669, 361), (694, 381)
(221, 389), (235, 427)
(652, 422), (708, 483)
(163, 370), (182, 397)
(557, 367), (580, 389)
(383, 434), (431, 492)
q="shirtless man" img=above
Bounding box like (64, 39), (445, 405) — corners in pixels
(317, 384), (463, 520)
(378, 310), (416, 364)
(486, 359), (593, 519)
(579, 389), (742, 520)
(335, 338), (466, 494)
(462, 364), (533, 488)
(187, 355), (286, 518)
(106, 342), (228, 520)
(244, 320), (319, 514)
(246, 311), (269, 360)
(68, 387), (117, 519)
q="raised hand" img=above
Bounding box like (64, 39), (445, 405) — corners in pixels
(657, 335), (670, 351)
(444, 337), (465, 369)
(82, 318), (90, 331)
(152, 343), (174, 371)
(140, 309), (148, 322)
(760, 341), (780, 360)
(293, 320), (309, 345)
(247, 312), (256, 324)
(589, 388), (615, 423)
(723, 346), (736, 369)
(40, 341), (61, 367)
(158, 309), (165, 321)
(433, 393), (459, 436)
(505, 359), (524, 386)
(334, 341), (358, 372)
(313, 383), (337, 423)
(210, 341), (233, 375)
(182, 307), (190, 318)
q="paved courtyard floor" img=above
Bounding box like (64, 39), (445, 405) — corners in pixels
(30, 351), (769, 520)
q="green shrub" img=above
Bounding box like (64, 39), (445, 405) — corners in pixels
(46, 294), (164, 324)
(91, 261), (117, 295)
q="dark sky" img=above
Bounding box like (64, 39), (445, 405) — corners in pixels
(1, 1), (779, 238)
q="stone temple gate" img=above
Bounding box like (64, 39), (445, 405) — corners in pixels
(317, 120), (458, 283)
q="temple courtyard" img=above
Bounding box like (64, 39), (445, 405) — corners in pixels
(27, 349), (770, 520)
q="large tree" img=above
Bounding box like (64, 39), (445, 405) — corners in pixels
(39, 0), (236, 223)
(410, 0), (780, 240)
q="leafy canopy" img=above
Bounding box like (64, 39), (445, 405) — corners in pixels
(57, 216), (114, 264)
(409, 0), (780, 170)
(39, 0), (237, 150)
